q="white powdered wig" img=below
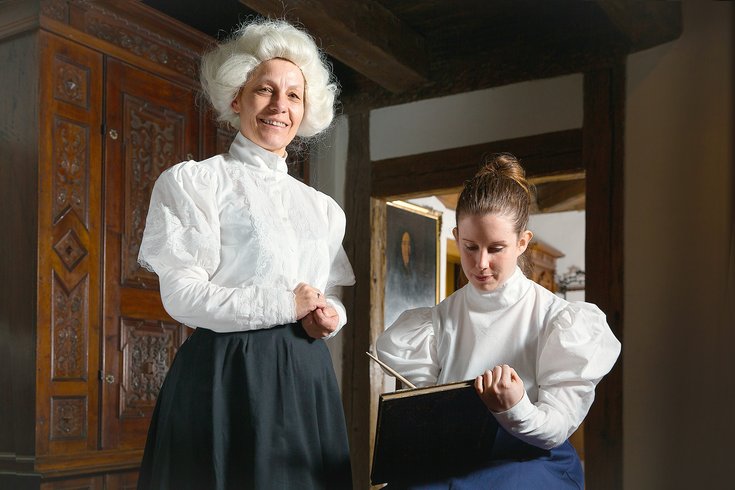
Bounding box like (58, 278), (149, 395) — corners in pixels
(200, 19), (339, 138)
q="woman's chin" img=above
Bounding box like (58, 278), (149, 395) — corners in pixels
(470, 277), (498, 292)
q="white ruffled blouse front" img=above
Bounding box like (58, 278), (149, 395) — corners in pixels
(138, 132), (355, 334)
(376, 267), (620, 449)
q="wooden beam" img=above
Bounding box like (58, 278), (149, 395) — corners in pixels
(582, 64), (625, 490)
(239, 0), (429, 93)
(535, 179), (586, 213)
(340, 112), (373, 487)
(372, 129), (583, 200)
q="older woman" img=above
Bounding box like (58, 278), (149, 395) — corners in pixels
(136, 19), (354, 490)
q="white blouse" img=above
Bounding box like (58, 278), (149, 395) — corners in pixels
(376, 267), (620, 450)
(138, 132), (355, 334)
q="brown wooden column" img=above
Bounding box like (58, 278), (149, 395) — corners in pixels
(341, 111), (373, 488)
(583, 64), (625, 490)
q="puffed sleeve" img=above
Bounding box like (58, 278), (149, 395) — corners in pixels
(139, 162), (220, 277)
(492, 302), (621, 449)
(323, 196), (355, 337)
(376, 308), (439, 387)
(139, 162), (296, 331)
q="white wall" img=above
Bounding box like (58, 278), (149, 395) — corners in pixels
(370, 75), (583, 160)
(625, 3), (734, 488)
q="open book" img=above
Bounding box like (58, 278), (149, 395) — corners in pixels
(368, 354), (499, 485)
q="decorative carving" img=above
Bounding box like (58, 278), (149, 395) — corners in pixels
(53, 118), (89, 226)
(50, 396), (87, 440)
(54, 229), (87, 271)
(41, 0), (69, 23)
(84, 16), (197, 79)
(122, 96), (183, 287)
(51, 273), (88, 381)
(53, 56), (89, 108)
(119, 318), (179, 418)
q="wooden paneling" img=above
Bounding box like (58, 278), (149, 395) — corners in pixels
(37, 30), (103, 459)
(102, 58), (197, 450)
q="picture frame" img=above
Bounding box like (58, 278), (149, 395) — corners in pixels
(384, 200), (442, 328)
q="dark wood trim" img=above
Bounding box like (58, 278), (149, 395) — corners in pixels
(372, 129), (583, 199)
(340, 112), (373, 487)
(582, 65), (625, 490)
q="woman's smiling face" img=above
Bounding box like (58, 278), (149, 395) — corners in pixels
(453, 213), (532, 292)
(231, 58), (305, 156)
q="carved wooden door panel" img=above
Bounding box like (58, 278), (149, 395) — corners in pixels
(102, 58), (198, 450)
(37, 30), (104, 462)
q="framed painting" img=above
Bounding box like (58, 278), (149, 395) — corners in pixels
(384, 201), (442, 328)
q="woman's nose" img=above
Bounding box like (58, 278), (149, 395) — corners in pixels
(270, 93), (287, 112)
(478, 251), (490, 270)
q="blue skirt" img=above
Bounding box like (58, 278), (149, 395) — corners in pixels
(137, 323), (352, 490)
(389, 427), (583, 490)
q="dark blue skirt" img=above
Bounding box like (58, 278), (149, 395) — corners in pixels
(137, 323), (352, 490)
(389, 426), (584, 490)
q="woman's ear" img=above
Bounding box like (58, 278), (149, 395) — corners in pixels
(231, 98), (240, 114)
(518, 230), (533, 253)
(452, 227), (459, 242)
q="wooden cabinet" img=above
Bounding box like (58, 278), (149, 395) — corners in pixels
(0, 1), (228, 487)
(527, 239), (564, 293)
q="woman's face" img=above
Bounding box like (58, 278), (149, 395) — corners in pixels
(232, 58), (305, 156)
(453, 213), (532, 292)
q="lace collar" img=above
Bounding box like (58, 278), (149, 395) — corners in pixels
(229, 132), (288, 174)
(465, 266), (531, 311)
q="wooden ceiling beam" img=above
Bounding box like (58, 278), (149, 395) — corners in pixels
(239, 0), (429, 93)
(372, 129), (584, 200)
(535, 179), (586, 213)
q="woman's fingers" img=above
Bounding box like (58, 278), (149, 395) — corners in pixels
(293, 283), (327, 319)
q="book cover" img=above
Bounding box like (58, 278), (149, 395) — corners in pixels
(370, 380), (499, 485)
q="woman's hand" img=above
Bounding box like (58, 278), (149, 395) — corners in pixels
(301, 306), (340, 339)
(474, 364), (525, 413)
(293, 282), (327, 320)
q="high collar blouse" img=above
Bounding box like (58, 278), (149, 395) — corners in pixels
(138, 132), (355, 333)
(376, 267), (620, 449)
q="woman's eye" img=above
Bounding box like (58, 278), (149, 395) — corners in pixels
(489, 247), (504, 254)
(464, 245), (478, 251)
(289, 92), (301, 100)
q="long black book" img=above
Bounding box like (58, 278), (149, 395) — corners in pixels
(370, 380), (499, 485)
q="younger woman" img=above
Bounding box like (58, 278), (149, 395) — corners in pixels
(376, 153), (621, 488)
